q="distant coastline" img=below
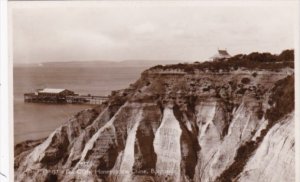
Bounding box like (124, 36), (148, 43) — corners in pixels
(13, 59), (186, 68)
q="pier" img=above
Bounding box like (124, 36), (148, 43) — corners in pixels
(24, 88), (109, 105)
(66, 95), (108, 105)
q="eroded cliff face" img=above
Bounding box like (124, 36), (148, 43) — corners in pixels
(15, 67), (294, 182)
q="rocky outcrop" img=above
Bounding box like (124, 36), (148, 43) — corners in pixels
(15, 64), (294, 182)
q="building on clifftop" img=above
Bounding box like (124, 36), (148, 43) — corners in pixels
(210, 49), (231, 61)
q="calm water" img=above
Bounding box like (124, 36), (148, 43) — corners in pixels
(14, 66), (147, 144)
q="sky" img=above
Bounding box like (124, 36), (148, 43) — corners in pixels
(10, 1), (298, 64)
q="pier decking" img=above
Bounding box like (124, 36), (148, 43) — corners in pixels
(66, 95), (108, 105)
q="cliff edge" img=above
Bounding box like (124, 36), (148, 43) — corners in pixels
(15, 51), (295, 182)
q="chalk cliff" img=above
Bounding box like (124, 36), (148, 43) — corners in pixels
(15, 54), (295, 182)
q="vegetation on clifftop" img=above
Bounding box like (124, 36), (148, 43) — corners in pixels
(149, 49), (294, 73)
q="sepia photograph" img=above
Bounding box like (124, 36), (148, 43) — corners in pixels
(7, 0), (298, 181)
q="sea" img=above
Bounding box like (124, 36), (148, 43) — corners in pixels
(14, 65), (147, 144)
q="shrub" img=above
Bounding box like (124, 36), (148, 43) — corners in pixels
(278, 49), (294, 62)
(265, 75), (294, 123)
(246, 52), (276, 62)
(241, 77), (251, 84)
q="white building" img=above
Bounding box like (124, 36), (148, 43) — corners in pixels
(210, 49), (231, 61)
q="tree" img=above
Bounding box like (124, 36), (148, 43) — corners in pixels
(278, 49), (294, 62)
